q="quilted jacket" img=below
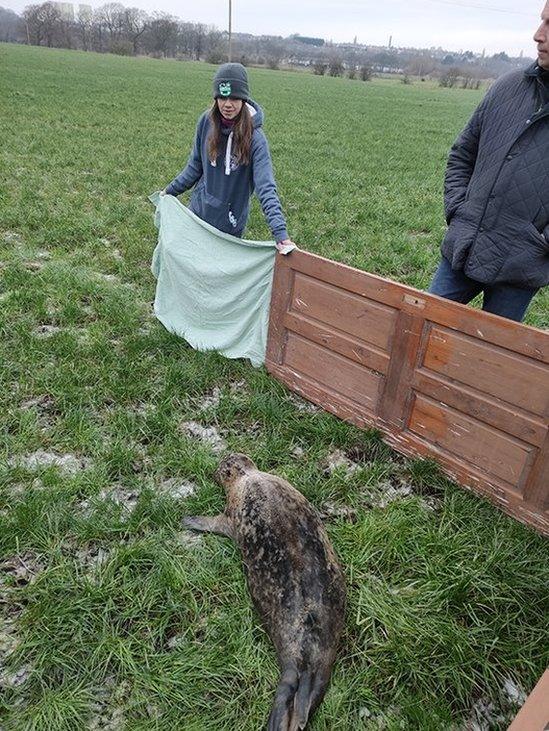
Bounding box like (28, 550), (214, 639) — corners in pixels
(442, 63), (549, 288)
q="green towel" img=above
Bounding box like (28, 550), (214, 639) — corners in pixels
(150, 191), (277, 367)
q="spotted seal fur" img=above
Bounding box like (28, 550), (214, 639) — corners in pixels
(183, 453), (346, 731)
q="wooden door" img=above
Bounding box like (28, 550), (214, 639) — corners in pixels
(266, 250), (549, 535)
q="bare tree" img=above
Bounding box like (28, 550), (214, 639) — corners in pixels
(313, 59), (327, 75)
(0, 7), (24, 42)
(145, 12), (178, 57)
(23, 2), (62, 47)
(405, 56), (437, 78)
(122, 7), (148, 54)
(75, 6), (93, 50)
(96, 2), (125, 47)
(192, 22), (206, 60)
(204, 27), (227, 63)
(328, 56), (344, 76)
(8, 1), (535, 73)
(439, 66), (461, 88)
(177, 21), (194, 57)
(41, 1), (61, 46)
(22, 3), (44, 45)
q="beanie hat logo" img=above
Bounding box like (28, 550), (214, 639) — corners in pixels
(218, 82), (232, 97)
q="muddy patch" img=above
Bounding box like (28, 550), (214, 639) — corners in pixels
(22, 251), (50, 270)
(193, 386), (223, 411)
(464, 697), (508, 730)
(127, 401), (156, 418)
(322, 449), (361, 475)
(79, 485), (140, 516)
(189, 380), (248, 412)
(3, 231), (23, 245)
(0, 552), (44, 588)
(137, 322), (155, 337)
(88, 677), (130, 731)
(24, 260), (46, 272)
(502, 677), (527, 707)
(175, 530), (202, 548)
(450, 678), (527, 730)
(6, 477), (44, 497)
(0, 619), (21, 667)
(75, 544), (111, 574)
(95, 272), (136, 292)
(33, 324), (62, 338)
(358, 704), (403, 728)
(166, 633), (185, 650)
(372, 478), (413, 508)
(19, 394), (58, 430)
(8, 450), (92, 475)
(158, 478), (197, 500)
(96, 273), (119, 284)
(180, 421), (227, 454)
(20, 394), (56, 412)
(0, 663), (33, 690)
(320, 501), (358, 521)
(418, 495), (440, 512)
(370, 474), (441, 511)
(288, 393), (320, 414)
(70, 326), (94, 345)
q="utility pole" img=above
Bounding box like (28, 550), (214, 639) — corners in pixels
(228, 0), (233, 61)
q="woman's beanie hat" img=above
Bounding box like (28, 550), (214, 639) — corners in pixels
(213, 63), (250, 100)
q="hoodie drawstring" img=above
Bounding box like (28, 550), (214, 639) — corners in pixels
(225, 131), (233, 176)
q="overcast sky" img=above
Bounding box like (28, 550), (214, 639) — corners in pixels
(4, 0), (544, 56)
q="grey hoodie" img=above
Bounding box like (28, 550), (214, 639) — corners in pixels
(165, 100), (288, 241)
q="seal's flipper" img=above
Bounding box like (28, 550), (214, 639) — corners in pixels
(289, 670), (312, 731)
(267, 668), (299, 731)
(182, 514), (234, 539)
(307, 669), (331, 714)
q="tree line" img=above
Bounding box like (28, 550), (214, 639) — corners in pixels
(0, 1), (533, 83)
(1, 2), (225, 58)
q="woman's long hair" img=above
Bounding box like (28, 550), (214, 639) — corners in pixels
(207, 102), (253, 166)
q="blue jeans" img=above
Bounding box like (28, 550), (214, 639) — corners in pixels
(429, 257), (538, 322)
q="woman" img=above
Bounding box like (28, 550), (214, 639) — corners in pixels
(163, 63), (294, 251)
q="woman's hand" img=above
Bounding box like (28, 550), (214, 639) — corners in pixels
(275, 239), (296, 255)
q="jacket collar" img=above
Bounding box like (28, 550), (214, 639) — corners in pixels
(524, 61), (543, 78)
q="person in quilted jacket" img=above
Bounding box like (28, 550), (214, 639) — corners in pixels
(429, 1), (549, 322)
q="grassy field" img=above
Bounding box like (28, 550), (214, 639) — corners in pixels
(1, 43), (548, 730)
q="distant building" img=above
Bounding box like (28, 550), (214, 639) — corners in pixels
(53, 1), (75, 21)
(78, 4), (92, 21)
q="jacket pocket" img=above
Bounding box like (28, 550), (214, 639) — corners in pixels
(536, 226), (549, 253)
(494, 219), (549, 288)
(442, 199), (478, 268)
(194, 189), (230, 231)
(446, 198), (467, 224)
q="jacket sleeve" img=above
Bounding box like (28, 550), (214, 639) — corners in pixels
(165, 115), (205, 196)
(444, 96), (488, 224)
(251, 130), (289, 242)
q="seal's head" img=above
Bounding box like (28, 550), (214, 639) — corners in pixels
(215, 453), (256, 489)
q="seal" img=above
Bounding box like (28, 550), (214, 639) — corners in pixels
(183, 453), (346, 731)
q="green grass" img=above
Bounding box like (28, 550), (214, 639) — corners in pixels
(1, 43), (548, 730)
